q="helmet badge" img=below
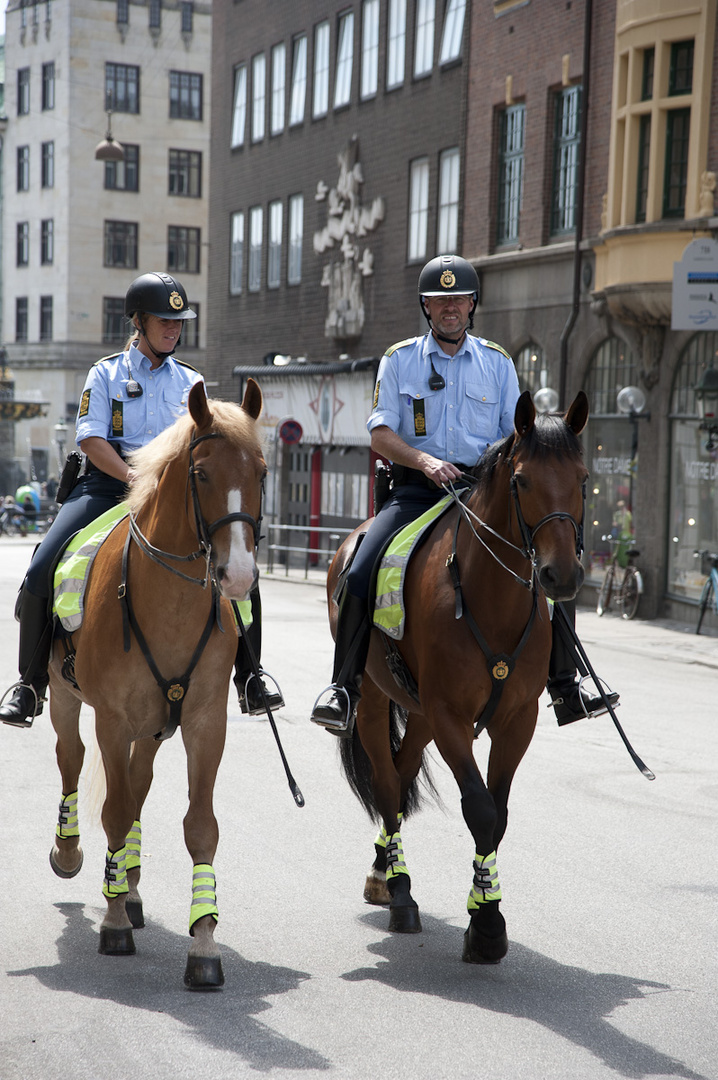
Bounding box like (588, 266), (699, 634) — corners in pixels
(168, 291), (184, 311)
(440, 270), (456, 289)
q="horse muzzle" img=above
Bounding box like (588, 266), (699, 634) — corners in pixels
(537, 559), (585, 602)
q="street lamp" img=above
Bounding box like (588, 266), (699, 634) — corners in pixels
(95, 111), (125, 162)
(533, 386), (559, 413)
(616, 385), (649, 514)
(693, 364), (718, 450)
(54, 419), (68, 471)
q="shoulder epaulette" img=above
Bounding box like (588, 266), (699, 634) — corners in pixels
(483, 339), (512, 361)
(173, 358), (200, 373)
(94, 352), (122, 366)
(384, 337), (416, 357)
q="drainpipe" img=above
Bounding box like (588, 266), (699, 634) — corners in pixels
(559, 0), (593, 409)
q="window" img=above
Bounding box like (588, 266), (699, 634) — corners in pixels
(105, 144), (140, 192)
(18, 68), (30, 116)
(42, 62), (55, 110)
(251, 53), (266, 142)
(41, 219), (54, 265)
(438, 147), (460, 252)
(669, 40), (694, 95)
(635, 115), (651, 223)
(103, 298), (126, 345)
(168, 149), (202, 197)
(41, 141), (54, 189)
(248, 206), (263, 291)
(17, 223), (29, 268)
(408, 157), (429, 261)
(361, 1), (379, 99)
(641, 47), (654, 100)
(231, 65), (247, 148)
(230, 211), (245, 295)
(169, 71), (202, 120)
(663, 108), (690, 218)
(414, 0), (435, 78)
(16, 298), (29, 343)
(289, 36), (307, 126)
(167, 226), (201, 273)
(439, 0), (466, 64)
(104, 220), (138, 268)
(181, 2), (193, 34)
(40, 296), (53, 342)
(497, 104), (525, 244)
(106, 63), (140, 113)
(149, 0), (161, 29)
(117, 0), (129, 24)
(551, 86), (581, 234)
(387, 0), (406, 89)
(182, 304), (200, 348)
(271, 43), (286, 135)
(17, 147), (30, 192)
(268, 200), (283, 288)
(335, 12), (354, 108)
(514, 343), (548, 396)
(313, 21), (330, 117)
(288, 194), (304, 285)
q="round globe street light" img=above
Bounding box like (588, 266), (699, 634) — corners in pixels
(616, 385), (650, 514)
(533, 386), (559, 414)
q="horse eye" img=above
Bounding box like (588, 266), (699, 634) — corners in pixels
(193, 466), (207, 483)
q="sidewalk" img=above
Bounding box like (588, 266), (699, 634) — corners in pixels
(576, 606), (718, 671)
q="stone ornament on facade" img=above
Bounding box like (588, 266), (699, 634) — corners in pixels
(313, 137), (385, 343)
(699, 171), (716, 218)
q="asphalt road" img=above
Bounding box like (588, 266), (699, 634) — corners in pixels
(1, 535), (716, 1080)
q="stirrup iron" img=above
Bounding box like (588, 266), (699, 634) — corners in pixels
(310, 684), (353, 731)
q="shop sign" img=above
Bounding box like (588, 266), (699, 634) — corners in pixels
(672, 238), (718, 330)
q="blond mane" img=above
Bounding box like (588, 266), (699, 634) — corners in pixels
(126, 398), (260, 516)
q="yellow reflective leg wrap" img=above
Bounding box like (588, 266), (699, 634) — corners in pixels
(102, 846), (129, 898)
(55, 790), (80, 839)
(373, 811), (403, 849)
(125, 819), (142, 871)
(385, 832), (409, 880)
(467, 850), (502, 909)
(189, 863), (219, 934)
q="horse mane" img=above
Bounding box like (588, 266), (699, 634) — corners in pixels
(127, 398), (259, 516)
(470, 413), (584, 488)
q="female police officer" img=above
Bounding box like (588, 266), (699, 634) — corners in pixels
(1, 271), (282, 728)
(310, 254), (617, 735)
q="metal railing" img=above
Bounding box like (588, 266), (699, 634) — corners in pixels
(262, 522), (353, 579)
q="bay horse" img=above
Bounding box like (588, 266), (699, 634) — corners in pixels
(46, 379), (266, 989)
(329, 390), (589, 964)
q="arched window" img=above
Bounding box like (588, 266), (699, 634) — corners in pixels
(667, 332), (718, 604)
(513, 342), (548, 396)
(584, 336), (639, 415)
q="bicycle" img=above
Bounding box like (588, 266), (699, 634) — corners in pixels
(693, 550), (718, 635)
(596, 535), (643, 620)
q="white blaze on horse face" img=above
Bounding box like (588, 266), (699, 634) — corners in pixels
(218, 488), (257, 599)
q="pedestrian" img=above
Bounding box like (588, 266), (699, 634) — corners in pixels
(310, 254), (617, 735)
(1, 271), (282, 728)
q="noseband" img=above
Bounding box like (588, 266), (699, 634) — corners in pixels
(509, 467), (585, 563)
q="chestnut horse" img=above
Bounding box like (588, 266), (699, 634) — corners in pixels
(330, 391), (589, 963)
(46, 380), (266, 988)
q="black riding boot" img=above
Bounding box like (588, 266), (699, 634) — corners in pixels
(310, 590), (371, 737)
(547, 599), (619, 726)
(233, 589), (284, 715)
(0, 588), (52, 728)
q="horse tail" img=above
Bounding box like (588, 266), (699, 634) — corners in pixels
(339, 701), (440, 824)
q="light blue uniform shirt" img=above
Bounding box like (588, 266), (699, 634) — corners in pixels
(368, 333), (521, 464)
(75, 343), (203, 456)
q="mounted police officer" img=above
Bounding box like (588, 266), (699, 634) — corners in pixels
(310, 254), (617, 736)
(1, 271), (282, 728)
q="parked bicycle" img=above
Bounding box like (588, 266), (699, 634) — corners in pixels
(693, 550), (718, 635)
(596, 535), (643, 620)
(0, 503), (29, 537)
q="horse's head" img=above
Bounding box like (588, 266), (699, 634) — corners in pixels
(188, 378), (266, 600)
(509, 390), (589, 601)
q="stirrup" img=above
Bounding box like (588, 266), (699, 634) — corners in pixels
(549, 674), (618, 719)
(310, 684), (355, 735)
(238, 669), (285, 716)
(0, 681), (42, 728)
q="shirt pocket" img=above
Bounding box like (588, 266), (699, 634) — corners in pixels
(162, 386), (191, 423)
(465, 382), (501, 437)
(397, 376), (443, 439)
(111, 390), (146, 441)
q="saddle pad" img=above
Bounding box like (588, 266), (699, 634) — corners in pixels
(54, 503), (130, 631)
(373, 495), (453, 639)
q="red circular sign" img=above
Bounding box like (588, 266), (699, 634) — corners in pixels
(279, 419), (303, 445)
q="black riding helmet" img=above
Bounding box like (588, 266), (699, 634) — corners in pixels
(124, 271), (197, 321)
(418, 255), (479, 336)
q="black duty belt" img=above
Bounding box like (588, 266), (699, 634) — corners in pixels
(392, 463), (472, 489)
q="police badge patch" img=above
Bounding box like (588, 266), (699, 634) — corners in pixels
(79, 389), (91, 418)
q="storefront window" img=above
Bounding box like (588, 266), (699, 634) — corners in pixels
(583, 337), (639, 580)
(514, 342), (548, 395)
(668, 332), (718, 600)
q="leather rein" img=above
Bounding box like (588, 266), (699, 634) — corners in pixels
(117, 429), (262, 741)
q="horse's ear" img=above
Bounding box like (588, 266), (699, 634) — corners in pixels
(188, 380), (211, 429)
(514, 389), (536, 438)
(565, 390), (589, 435)
(241, 377), (263, 421)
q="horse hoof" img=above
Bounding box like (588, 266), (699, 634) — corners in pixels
(125, 899), (145, 929)
(98, 926), (136, 956)
(388, 901), (422, 934)
(462, 922), (508, 965)
(364, 871), (391, 906)
(184, 955), (225, 991)
(49, 846), (83, 879)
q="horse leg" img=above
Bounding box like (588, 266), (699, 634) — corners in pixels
(48, 676), (85, 879)
(123, 738), (163, 930)
(181, 716), (225, 990)
(96, 727), (137, 956)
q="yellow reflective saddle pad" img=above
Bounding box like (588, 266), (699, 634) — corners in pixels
(373, 495), (453, 639)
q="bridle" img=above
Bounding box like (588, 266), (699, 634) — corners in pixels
(128, 430), (263, 589)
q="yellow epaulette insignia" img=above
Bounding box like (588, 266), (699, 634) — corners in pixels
(384, 338), (415, 357)
(174, 360), (200, 373)
(484, 340), (512, 361)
